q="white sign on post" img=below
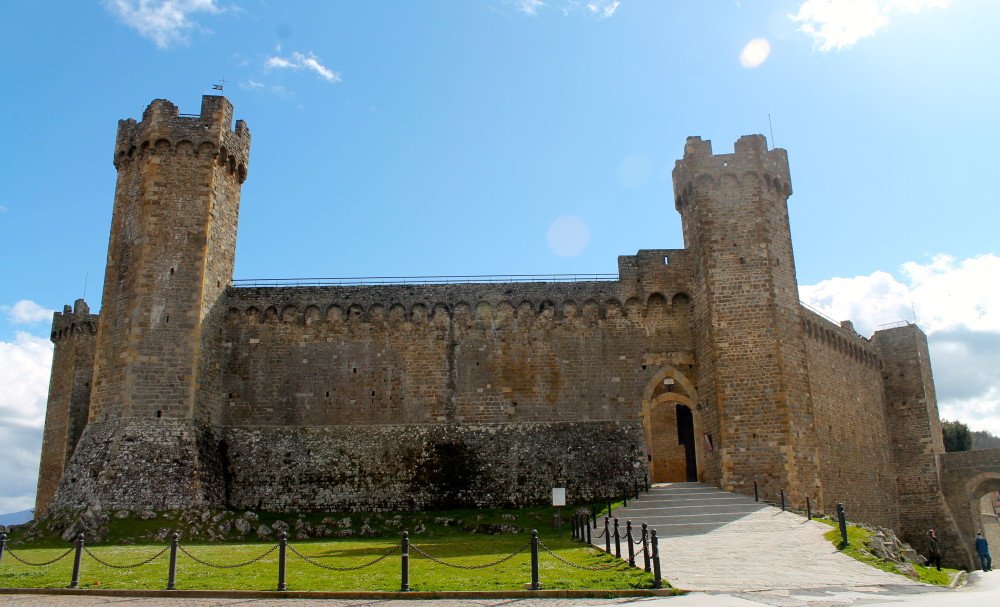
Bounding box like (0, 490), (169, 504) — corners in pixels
(552, 487), (566, 507)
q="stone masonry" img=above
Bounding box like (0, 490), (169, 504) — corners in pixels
(34, 96), (991, 569)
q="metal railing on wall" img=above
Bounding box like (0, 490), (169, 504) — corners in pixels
(232, 274), (619, 288)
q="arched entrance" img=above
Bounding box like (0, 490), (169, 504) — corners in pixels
(642, 367), (702, 483)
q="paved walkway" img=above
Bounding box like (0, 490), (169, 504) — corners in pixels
(599, 483), (927, 593)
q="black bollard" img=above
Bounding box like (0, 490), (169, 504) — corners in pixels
(614, 518), (621, 558)
(277, 531), (288, 591)
(571, 514), (577, 540)
(780, 488), (786, 511)
(69, 533), (84, 589)
(754, 480), (759, 502)
(837, 503), (849, 548)
(634, 479), (639, 500)
(626, 520), (635, 567)
(604, 516), (611, 553)
(401, 531), (410, 591)
(0, 533), (5, 568)
(166, 532), (179, 590)
(806, 496), (812, 520)
(530, 530), (540, 590)
(645, 472), (650, 492)
(651, 530), (662, 589)
(641, 523), (650, 573)
(591, 503), (597, 528)
(585, 518), (592, 544)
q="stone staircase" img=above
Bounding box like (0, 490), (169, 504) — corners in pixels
(604, 481), (767, 538)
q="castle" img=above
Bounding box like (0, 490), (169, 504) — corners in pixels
(35, 96), (997, 568)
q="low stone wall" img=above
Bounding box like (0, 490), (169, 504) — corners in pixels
(221, 421), (646, 512)
(45, 418), (646, 515)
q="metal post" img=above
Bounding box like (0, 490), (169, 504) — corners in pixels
(530, 530), (540, 590)
(166, 532), (179, 590)
(837, 503), (849, 548)
(651, 530), (662, 589)
(585, 518), (592, 544)
(806, 496), (812, 520)
(0, 533), (6, 568)
(626, 520), (635, 567)
(780, 488), (786, 511)
(571, 514), (576, 540)
(69, 533), (83, 589)
(607, 496), (612, 517)
(591, 503), (597, 528)
(614, 518), (621, 558)
(604, 516), (611, 553)
(633, 479), (639, 500)
(754, 480), (759, 502)
(645, 472), (650, 492)
(641, 523), (650, 573)
(277, 532), (288, 591)
(556, 507), (562, 538)
(400, 531), (410, 591)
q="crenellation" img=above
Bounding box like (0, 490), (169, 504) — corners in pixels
(36, 98), (977, 568)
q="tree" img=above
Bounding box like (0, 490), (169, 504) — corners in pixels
(942, 419), (973, 452)
(972, 429), (1000, 450)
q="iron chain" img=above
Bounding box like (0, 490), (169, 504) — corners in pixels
(592, 526), (607, 538)
(3, 546), (74, 567)
(178, 544), (277, 568)
(410, 542), (530, 570)
(82, 545), (170, 569)
(537, 540), (625, 571)
(287, 544), (398, 571)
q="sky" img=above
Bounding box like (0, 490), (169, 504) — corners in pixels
(1, 0), (998, 514)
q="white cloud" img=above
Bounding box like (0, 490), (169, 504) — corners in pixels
(509, 0), (546, 15)
(789, 0), (956, 51)
(587, 1), (620, 18)
(546, 216), (591, 257)
(0, 332), (52, 513)
(800, 253), (1000, 434)
(504, 0), (619, 18)
(102, 0), (222, 49)
(265, 52), (341, 83)
(740, 38), (772, 68)
(2, 300), (54, 325)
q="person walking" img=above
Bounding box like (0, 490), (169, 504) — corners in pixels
(976, 532), (992, 571)
(926, 529), (942, 571)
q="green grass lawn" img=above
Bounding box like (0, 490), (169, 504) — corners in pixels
(821, 523), (959, 586)
(0, 534), (657, 592)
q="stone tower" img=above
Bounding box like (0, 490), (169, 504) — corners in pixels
(45, 96), (249, 512)
(672, 135), (821, 504)
(89, 96), (249, 423)
(34, 300), (97, 516)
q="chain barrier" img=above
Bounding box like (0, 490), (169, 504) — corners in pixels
(287, 544), (399, 571)
(410, 542), (530, 570)
(3, 547), (74, 567)
(536, 540), (625, 571)
(178, 544), (277, 569)
(83, 545), (170, 569)
(592, 525), (607, 538)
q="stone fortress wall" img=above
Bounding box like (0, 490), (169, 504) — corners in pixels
(36, 95), (989, 568)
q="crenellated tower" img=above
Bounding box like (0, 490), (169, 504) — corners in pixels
(672, 135), (821, 504)
(35, 300), (98, 516)
(89, 96), (250, 423)
(45, 97), (249, 513)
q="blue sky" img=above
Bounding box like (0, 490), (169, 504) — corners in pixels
(1, 0), (998, 513)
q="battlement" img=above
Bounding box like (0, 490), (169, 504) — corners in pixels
(672, 135), (791, 210)
(50, 299), (98, 342)
(113, 95), (250, 182)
